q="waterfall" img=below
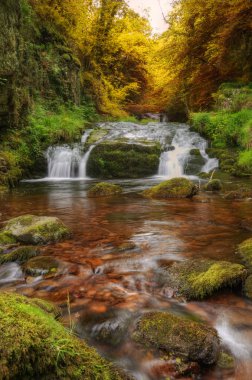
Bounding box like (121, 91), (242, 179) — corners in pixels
(47, 146), (81, 178)
(79, 145), (95, 178)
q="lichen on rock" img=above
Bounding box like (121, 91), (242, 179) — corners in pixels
(143, 178), (198, 199)
(132, 311), (220, 365)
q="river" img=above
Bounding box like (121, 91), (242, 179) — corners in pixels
(0, 121), (252, 379)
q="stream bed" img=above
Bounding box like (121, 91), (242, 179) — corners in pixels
(0, 121), (252, 379)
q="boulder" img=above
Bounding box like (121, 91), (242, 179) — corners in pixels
(159, 259), (246, 300)
(203, 179), (222, 191)
(243, 275), (252, 299)
(1, 215), (70, 245)
(237, 238), (252, 272)
(87, 141), (161, 178)
(132, 311), (220, 365)
(0, 292), (128, 379)
(88, 182), (122, 198)
(185, 150), (205, 175)
(143, 178), (198, 199)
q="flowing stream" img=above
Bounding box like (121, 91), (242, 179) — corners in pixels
(1, 120), (252, 379)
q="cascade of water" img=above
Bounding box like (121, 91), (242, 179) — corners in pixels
(79, 145), (95, 178)
(47, 146), (81, 178)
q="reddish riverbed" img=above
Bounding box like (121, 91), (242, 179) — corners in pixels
(1, 178), (252, 379)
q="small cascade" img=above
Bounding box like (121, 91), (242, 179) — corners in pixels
(47, 146), (81, 178)
(79, 145), (95, 178)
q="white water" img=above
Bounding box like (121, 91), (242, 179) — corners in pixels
(45, 121), (218, 180)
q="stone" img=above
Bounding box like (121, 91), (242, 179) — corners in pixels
(143, 178), (198, 199)
(203, 179), (222, 191)
(88, 182), (122, 198)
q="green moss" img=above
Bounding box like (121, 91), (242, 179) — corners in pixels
(88, 182), (123, 198)
(132, 311), (220, 365)
(24, 256), (59, 276)
(0, 232), (16, 246)
(237, 238), (252, 272)
(163, 259), (246, 300)
(217, 352), (235, 369)
(0, 246), (40, 265)
(87, 128), (109, 145)
(0, 292), (127, 379)
(190, 149), (201, 156)
(143, 178), (198, 199)
(88, 141), (161, 179)
(203, 179), (222, 191)
(2, 215), (70, 245)
(243, 275), (252, 299)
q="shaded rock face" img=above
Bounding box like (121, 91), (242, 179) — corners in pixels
(2, 215), (70, 245)
(87, 182), (122, 198)
(143, 178), (198, 199)
(132, 312), (220, 365)
(184, 150), (205, 175)
(87, 141), (161, 179)
(158, 259), (246, 300)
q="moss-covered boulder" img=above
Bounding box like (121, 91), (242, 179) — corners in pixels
(203, 179), (222, 191)
(0, 232), (16, 246)
(160, 259), (246, 300)
(1, 215), (70, 245)
(143, 178), (198, 199)
(24, 256), (60, 276)
(243, 275), (252, 299)
(0, 246), (40, 265)
(0, 292), (128, 379)
(87, 141), (161, 178)
(88, 182), (123, 198)
(237, 238), (252, 272)
(132, 312), (220, 365)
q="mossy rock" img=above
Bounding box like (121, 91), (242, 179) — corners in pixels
(243, 275), (252, 299)
(1, 215), (70, 245)
(160, 259), (246, 300)
(87, 128), (109, 145)
(185, 151), (205, 175)
(24, 256), (60, 276)
(143, 178), (198, 199)
(0, 246), (40, 265)
(88, 182), (123, 198)
(0, 292), (128, 380)
(87, 141), (161, 179)
(198, 172), (211, 179)
(190, 149), (202, 156)
(132, 311), (220, 365)
(203, 179), (222, 191)
(0, 232), (16, 247)
(217, 351), (235, 369)
(237, 238), (252, 272)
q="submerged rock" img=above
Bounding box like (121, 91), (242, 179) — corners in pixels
(132, 311), (220, 365)
(0, 246), (40, 265)
(143, 178), (198, 199)
(1, 215), (70, 245)
(224, 189), (252, 200)
(159, 259), (246, 300)
(203, 179), (222, 191)
(0, 292), (128, 379)
(24, 256), (60, 276)
(88, 182), (122, 198)
(87, 141), (161, 178)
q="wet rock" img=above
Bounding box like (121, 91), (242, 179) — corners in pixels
(117, 242), (137, 252)
(143, 178), (198, 199)
(79, 308), (132, 346)
(0, 246), (40, 265)
(0, 231), (16, 247)
(243, 275), (252, 299)
(159, 259), (246, 300)
(132, 311), (220, 365)
(185, 150), (205, 175)
(1, 215), (70, 245)
(88, 182), (122, 198)
(237, 238), (252, 272)
(87, 141), (161, 179)
(0, 292), (128, 379)
(24, 256), (60, 276)
(203, 179), (222, 191)
(198, 172), (211, 179)
(224, 189), (252, 200)
(240, 218), (252, 232)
